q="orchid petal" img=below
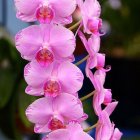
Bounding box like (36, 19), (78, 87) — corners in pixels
(24, 61), (53, 87)
(58, 62), (84, 93)
(50, 25), (75, 58)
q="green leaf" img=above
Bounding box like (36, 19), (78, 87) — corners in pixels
(83, 98), (97, 124)
(0, 69), (15, 109)
(18, 80), (37, 128)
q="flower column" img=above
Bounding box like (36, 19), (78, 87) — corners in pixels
(14, 0), (122, 140)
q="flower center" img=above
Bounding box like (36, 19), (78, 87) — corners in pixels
(87, 18), (102, 35)
(35, 48), (54, 67)
(44, 80), (60, 97)
(36, 6), (54, 23)
(48, 118), (66, 131)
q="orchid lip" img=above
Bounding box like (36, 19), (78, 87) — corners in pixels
(35, 48), (54, 67)
(43, 80), (61, 97)
(48, 118), (66, 131)
(36, 6), (54, 23)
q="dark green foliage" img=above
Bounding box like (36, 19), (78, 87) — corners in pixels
(101, 0), (140, 58)
(0, 38), (37, 140)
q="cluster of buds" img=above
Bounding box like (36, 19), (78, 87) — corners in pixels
(14, 0), (122, 139)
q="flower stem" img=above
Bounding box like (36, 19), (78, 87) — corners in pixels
(84, 123), (97, 132)
(69, 20), (81, 30)
(80, 91), (95, 102)
(75, 55), (89, 66)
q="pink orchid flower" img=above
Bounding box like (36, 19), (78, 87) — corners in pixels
(96, 111), (122, 140)
(14, 0), (76, 24)
(26, 93), (87, 133)
(93, 90), (118, 116)
(15, 24), (75, 67)
(88, 69), (117, 116)
(24, 61), (83, 97)
(77, 0), (103, 35)
(94, 90), (118, 116)
(78, 31), (105, 77)
(43, 122), (94, 140)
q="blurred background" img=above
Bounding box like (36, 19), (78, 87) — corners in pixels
(0, 0), (140, 139)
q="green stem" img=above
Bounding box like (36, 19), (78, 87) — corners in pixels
(69, 20), (81, 30)
(75, 55), (89, 66)
(80, 91), (95, 102)
(84, 123), (97, 132)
